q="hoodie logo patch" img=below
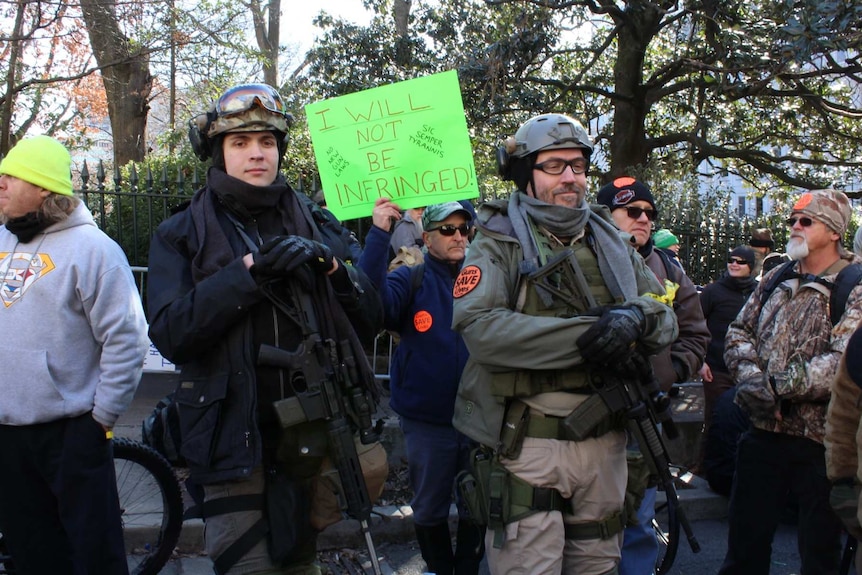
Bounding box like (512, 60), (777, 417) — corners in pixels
(0, 252), (56, 307)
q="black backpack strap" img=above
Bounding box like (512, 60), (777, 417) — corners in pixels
(407, 263), (425, 307)
(183, 493), (265, 520)
(759, 260), (798, 308)
(654, 247), (679, 279)
(212, 518), (270, 575)
(831, 263), (862, 325)
(185, 493), (269, 575)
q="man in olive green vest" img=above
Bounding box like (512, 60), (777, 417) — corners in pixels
(451, 113), (678, 574)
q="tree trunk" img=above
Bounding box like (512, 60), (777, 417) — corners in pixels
(1, 2), (27, 155)
(608, 3), (663, 179)
(250, 0), (281, 87)
(80, 0), (152, 165)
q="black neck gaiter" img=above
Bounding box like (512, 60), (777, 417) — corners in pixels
(5, 212), (49, 243)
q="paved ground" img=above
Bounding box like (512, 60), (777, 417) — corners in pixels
(115, 374), (834, 574)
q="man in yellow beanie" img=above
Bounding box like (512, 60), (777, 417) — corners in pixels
(0, 135), (149, 573)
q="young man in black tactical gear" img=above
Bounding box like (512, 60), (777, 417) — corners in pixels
(147, 84), (382, 575)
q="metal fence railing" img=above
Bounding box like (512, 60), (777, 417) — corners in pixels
(76, 160), (825, 286)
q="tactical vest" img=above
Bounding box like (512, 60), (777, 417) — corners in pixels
(489, 223), (616, 398)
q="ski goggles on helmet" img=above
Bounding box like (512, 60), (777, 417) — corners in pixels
(206, 84), (293, 137)
(215, 84), (287, 118)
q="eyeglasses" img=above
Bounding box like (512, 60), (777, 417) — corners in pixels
(623, 206), (658, 221)
(786, 216), (814, 228)
(429, 223), (470, 236)
(728, 257), (750, 266)
(215, 84), (287, 117)
(533, 158), (588, 176)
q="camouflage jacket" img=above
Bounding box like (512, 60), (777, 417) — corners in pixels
(725, 254), (862, 444)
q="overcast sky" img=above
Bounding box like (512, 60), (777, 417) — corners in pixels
(281, 1), (373, 58)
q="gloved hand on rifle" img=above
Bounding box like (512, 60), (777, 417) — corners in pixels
(576, 304), (645, 365)
(252, 235), (335, 277)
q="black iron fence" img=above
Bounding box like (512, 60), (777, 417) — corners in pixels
(76, 161), (822, 287)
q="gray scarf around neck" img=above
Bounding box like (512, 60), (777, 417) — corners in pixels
(509, 192), (639, 303)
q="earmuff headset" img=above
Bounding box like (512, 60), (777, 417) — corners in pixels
(188, 111), (215, 161)
(496, 136), (534, 191)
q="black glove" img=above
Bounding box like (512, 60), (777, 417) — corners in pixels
(735, 373), (778, 420)
(253, 235), (335, 276)
(576, 304), (645, 365)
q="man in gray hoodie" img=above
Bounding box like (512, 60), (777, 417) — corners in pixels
(0, 135), (149, 574)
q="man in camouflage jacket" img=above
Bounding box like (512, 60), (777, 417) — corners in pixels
(719, 189), (862, 575)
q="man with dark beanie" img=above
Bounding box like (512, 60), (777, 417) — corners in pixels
(147, 84), (382, 574)
(749, 227), (776, 275)
(0, 136), (149, 573)
(596, 176), (709, 575)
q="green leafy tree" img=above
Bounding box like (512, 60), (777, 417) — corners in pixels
(296, 0), (862, 198)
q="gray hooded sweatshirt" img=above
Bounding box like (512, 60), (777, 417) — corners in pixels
(0, 202), (148, 427)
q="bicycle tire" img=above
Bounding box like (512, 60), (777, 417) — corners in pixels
(654, 490), (680, 575)
(113, 437), (183, 575)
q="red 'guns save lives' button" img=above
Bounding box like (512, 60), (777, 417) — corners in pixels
(453, 265), (481, 298)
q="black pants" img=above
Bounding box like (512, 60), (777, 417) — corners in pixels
(718, 428), (842, 575)
(0, 413), (128, 575)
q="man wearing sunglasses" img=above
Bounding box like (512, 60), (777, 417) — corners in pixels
(359, 199), (484, 574)
(146, 84), (382, 575)
(596, 177), (709, 575)
(720, 189), (862, 575)
(450, 113), (678, 574)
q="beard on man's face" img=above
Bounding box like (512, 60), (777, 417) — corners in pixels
(786, 236), (809, 261)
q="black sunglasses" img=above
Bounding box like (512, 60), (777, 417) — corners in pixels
(623, 206), (658, 221)
(429, 223), (470, 237)
(533, 158), (588, 176)
(728, 257), (750, 266)
(786, 216), (814, 228)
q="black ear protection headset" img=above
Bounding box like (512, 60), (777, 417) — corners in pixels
(495, 135), (534, 191)
(188, 111), (215, 161)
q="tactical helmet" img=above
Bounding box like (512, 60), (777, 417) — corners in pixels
(507, 113), (593, 159)
(189, 83), (294, 161)
(497, 113), (593, 188)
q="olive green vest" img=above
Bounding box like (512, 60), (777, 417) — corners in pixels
(489, 223), (616, 398)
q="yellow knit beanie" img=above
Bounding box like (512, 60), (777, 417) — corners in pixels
(0, 135), (73, 196)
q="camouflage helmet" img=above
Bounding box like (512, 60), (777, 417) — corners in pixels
(506, 113), (593, 159)
(189, 83), (294, 161)
(207, 83), (293, 137)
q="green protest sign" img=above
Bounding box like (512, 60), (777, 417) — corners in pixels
(305, 70), (479, 221)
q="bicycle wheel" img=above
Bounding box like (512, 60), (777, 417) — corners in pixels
(654, 488), (680, 575)
(113, 437), (183, 575)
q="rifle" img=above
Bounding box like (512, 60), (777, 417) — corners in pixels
(528, 247), (700, 553)
(258, 340), (383, 575)
(590, 355), (701, 554)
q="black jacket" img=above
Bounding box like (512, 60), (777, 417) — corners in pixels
(699, 273), (757, 373)
(146, 182), (381, 484)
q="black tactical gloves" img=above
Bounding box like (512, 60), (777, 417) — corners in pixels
(252, 235), (335, 277)
(735, 373), (778, 419)
(576, 304), (646, 365)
